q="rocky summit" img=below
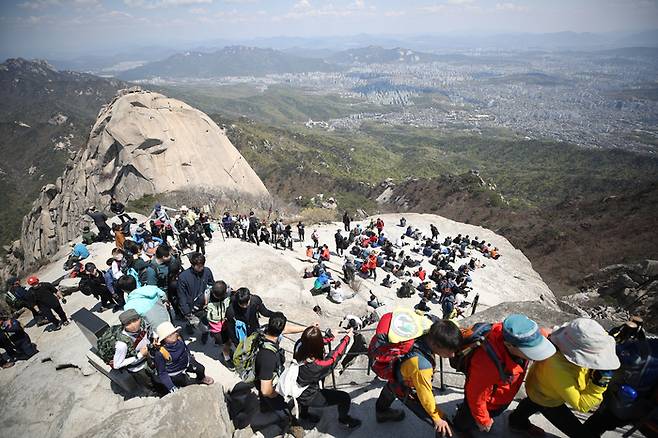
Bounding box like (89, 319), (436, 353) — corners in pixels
(17, 87), (270, 272)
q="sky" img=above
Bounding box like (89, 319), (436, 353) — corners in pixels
(1, 0), (657, 58)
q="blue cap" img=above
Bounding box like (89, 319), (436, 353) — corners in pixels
(503, 314), (556, 361)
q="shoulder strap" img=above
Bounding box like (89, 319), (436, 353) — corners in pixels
(483, 340), (513, 383)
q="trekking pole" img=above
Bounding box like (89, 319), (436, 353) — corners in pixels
(471, 293), (479, 316)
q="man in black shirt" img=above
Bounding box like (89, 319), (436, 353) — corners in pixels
(86, 206), (113, 242)
(225, 288), (274, 347)
(27, 276), (69, 330)
(254, 312), (305, 438)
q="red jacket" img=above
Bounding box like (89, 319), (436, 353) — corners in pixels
(415, 269), (426, 281)
(366, 255), (377, 269)
(464, 323), (528, 427)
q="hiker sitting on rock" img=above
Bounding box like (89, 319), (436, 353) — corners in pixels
(372, 314), (463, 437)
(64, 240), (89, 270)
(152, 321), (214, 395)
(107, 309), (154, 391)
(81, 225), (97, 245)
(328, 282), (356, 304)
(452, 314), (555, 435)
(292, 325), (362, 429)
(5, 276), (41, 323)
(509, 318), (620, 438)
(78, 262), (117, 312)
(0, 314), (37, 364)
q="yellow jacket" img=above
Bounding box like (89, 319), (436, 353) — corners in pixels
(525, 352), (607, 412)
(399, 341), (443, 423)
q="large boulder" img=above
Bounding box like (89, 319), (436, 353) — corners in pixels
(19, 87), (270, 270)
(78, 385), (235, 438)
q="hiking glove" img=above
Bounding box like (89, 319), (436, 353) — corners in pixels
(591, 370), (614, 388)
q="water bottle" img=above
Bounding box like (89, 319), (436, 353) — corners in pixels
(618, 385), (638, 405)
(610, 384), (638, 418)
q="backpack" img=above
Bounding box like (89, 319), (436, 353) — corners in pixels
(368, 309), (431, 381)
(606, 335), (658, 420)
(276, 361), (309, 418)
(96, 324), (142, 365)
(233, 332), (279, 384)
(449, 323), (511, 383)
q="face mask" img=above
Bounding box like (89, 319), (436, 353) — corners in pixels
(114, 255), (123, 261)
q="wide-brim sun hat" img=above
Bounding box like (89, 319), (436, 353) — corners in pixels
(549, 318), (621, 370)
(156, 321), (181, 340)
(503, 314), (556, 361)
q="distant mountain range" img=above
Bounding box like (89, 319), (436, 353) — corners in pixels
(326, 45), (443, 65)
(117, 46), (340, 80)
(0, 58), (125, 247)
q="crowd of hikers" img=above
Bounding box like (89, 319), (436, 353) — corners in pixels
(2, 203), (657, 438)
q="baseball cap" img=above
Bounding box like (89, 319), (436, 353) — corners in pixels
(502, 314), (556, 361)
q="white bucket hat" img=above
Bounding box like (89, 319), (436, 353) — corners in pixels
(156, 321), (181, 341)
(549, 318), (620, 370)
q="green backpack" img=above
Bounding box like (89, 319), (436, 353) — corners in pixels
(96, 325), (137, 365)
(233, 331), (279, 384)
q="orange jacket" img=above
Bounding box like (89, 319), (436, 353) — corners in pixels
(464, 323), (528, 427)
(321, 248), (330, 260)
(366, 255), (377, 269)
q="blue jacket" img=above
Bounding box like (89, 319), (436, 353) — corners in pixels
(72, 243), (89, 259)
(154, 339), (191, 392)
(177, 267), (214, 315)
(124, 285), (166, 316)
(103, 269), (115, 294)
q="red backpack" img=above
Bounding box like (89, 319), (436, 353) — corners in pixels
(368, 312), (418, 381)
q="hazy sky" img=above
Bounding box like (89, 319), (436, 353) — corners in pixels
(1, 0), (657, 58)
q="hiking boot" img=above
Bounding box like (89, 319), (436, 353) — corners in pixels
(62, 320), (70, 326)
(201, 332), (209, 345)
(200, 376), (214, 385)
(376, 408), (405, 423)
(339, 416), (362, 429)
(51, 324), (62, 332)
(1, 361), (15, 369)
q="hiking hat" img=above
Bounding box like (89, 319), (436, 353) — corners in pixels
(119, 309), (140, 326)
(549, 318), (621, 370)
(6, 276), (19, 286)
(502, 314), (556, 361)
(156, 321), (181, 340)
(27, 276), (39, 286)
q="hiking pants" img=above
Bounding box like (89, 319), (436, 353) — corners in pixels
(195, 242), (206, 255)
(170, 356), (206, 387)
(300, 389), (351, 421)
(39, 302), (68, 325)
(376, 382), (434, 427)
(0, 333), (18, 359)
(97, 224), (112, 241)
(509, 397), (596, 438)
(453, 394), (507, 431)
(117, 213), (133, 223)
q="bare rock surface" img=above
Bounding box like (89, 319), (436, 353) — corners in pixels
(1, 213), (638, 438)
